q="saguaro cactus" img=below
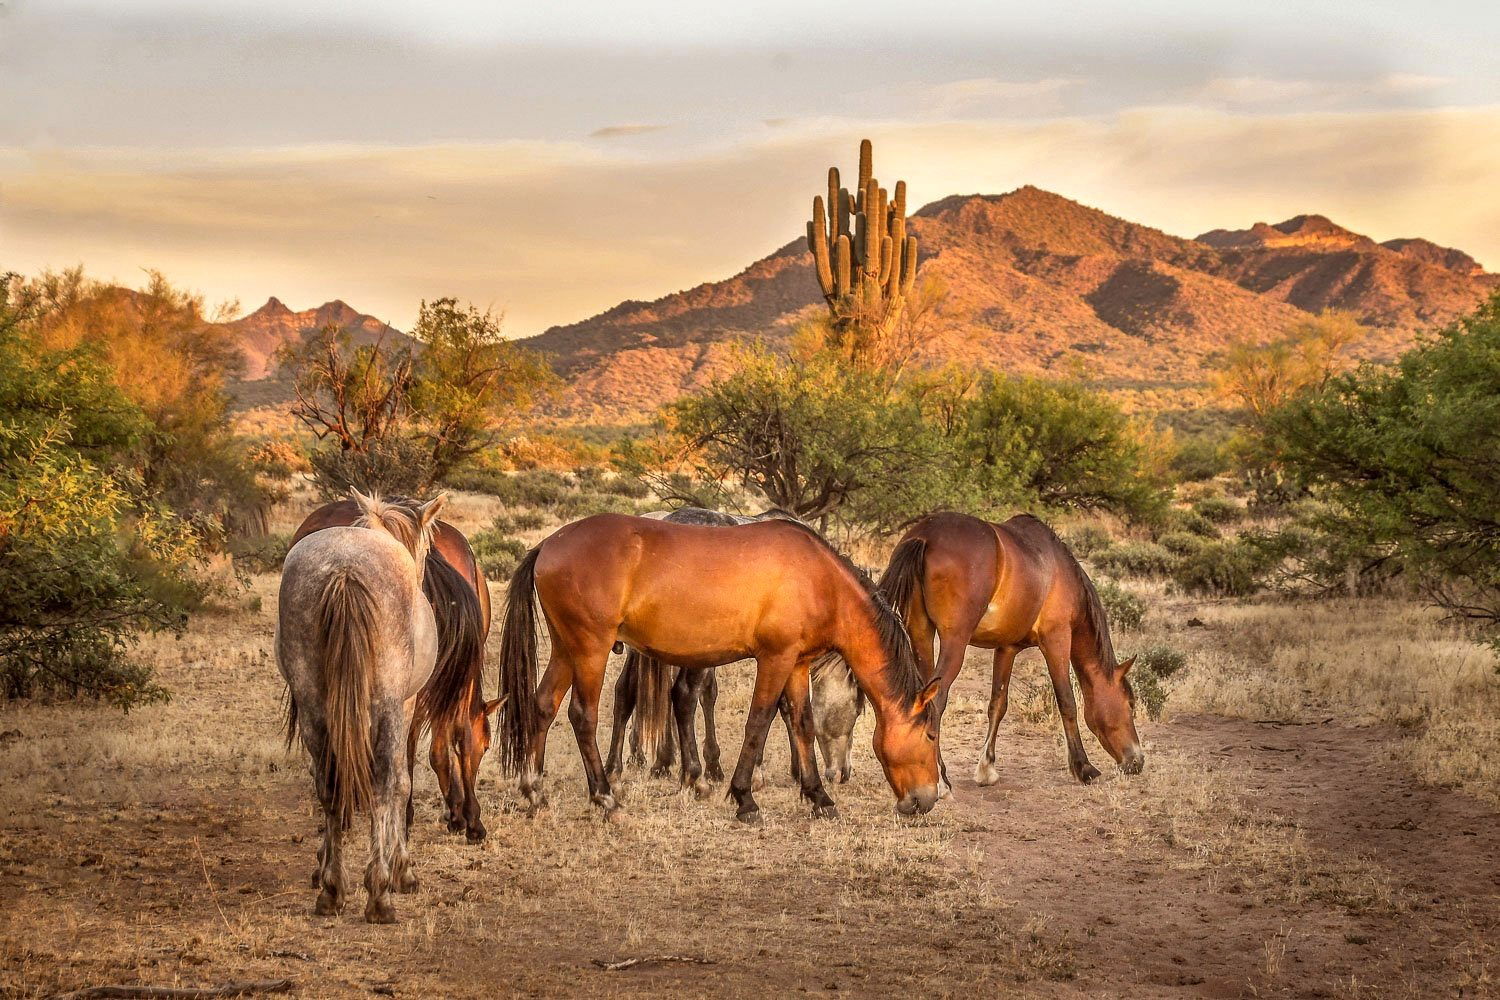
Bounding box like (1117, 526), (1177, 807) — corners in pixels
(806, 139), (918, 344)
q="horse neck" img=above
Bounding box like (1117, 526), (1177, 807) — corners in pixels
(830, 587), (902, 712)
(1068, 623), (1113, 696)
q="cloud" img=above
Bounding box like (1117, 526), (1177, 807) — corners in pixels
(1200, 72), (1455, 108)
(918, 77), (1082, 118)
(3, 106), (1497, 336)
(589, 124), (670, 139)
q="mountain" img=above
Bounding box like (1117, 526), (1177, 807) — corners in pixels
(522, 187), (1496, 420)
(223, 297), (406, 380)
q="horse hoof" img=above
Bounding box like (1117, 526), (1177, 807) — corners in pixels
(313, 890), (341, 916)
(364, 900), (397, 924)
(397, 872), (420, 894)
(704, 764), (725, 782)
(465, 824), (486, 844)
(1075, 762), (1102, 784)
(751, 767), (766, 792)
(649, 765), (672, 780)
(974, 762), (1001, 786)
(736, 809), (762, 826)
(812, 804), (839, 820)
(446, 817), (466, 834)
(693, 779), (713, 799)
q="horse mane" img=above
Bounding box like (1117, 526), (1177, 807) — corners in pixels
(353, 492), (438, 567)
(769, 520), (927, 714)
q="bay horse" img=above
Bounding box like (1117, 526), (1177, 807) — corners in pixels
(277, 491), (446, 922)
(292, 497), (501, 843)
(878, 511), (1143, 789)
(603, 508), (864, 793)
(496, 513), (942, 822)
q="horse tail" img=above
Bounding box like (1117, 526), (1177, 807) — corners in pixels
(413, 551), (486, 745)
(629, 649), (675, 764)
(316, 570), (379, 829)
(878, 536), (928, 623)
(496, 546), (542, 775)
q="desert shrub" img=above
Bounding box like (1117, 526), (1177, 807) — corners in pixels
(229, 532), (292, 574)
(308, 438), (435, 501)
(552, 492), (643, 520)
(1159, 506), (1220, 539)
(600, 475), (651, 499)
(1130, 662), (1170, 721)
(1171, 538), (1268, 597)
(491, 509), (550, 534)
(1170, 434), (1228, 482)
(1135, 643), (1187, 679)
(1095, 578), (1146, 632)
(1094, 541), (1175, 579)
(471, 530), (528, 579)
(1158, 531), (1208, 558)
(1192, 495), (1242, 525)
(443, 465), (509, 494)
(1063, 523), (1114, 558)
(572, 465), (607, 490)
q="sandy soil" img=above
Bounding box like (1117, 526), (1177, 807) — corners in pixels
(1, 581), (1496, 999)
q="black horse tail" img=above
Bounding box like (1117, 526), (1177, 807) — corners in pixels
(877, 536), (928, 623)
(629, 649), (675, 766)
(413, 551), (486, 745)
(496, 546), (542, 776)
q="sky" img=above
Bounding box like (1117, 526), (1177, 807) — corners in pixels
(3, 0), (1498, 334)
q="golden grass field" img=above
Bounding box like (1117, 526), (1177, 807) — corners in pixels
(2, 493), (1497, 998)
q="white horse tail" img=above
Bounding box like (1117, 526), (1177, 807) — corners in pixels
(318, 569), (380, 828)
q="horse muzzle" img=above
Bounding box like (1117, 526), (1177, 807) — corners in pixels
(1121, 748), (1146, 775)
(896, 784), (939, 816)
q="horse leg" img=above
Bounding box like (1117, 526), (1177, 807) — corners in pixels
(930, 624), (975, 798)
(404, 718), (419, 835)
(606, 651), (639, 781)
(728, 653), (796, 824)
(305, 722), (345, 916)
(672, 669), (711, 798)
(1040, 631), (1099, 783)
(784, 661), (838, 819)
(975, 646), (1018, 786)
(365, 707), (410, 924)
(521, 645), (574, 813)
(649, 669), (680, 779)
(455, 724), (487, 843)
(566, 646), (620, 817)
(780, 694), (801, 785)
(700, 668), (725, 782)
(429, 724), (463, 833)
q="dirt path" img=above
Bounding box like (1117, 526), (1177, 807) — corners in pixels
(939, 662), (1500, 998)
(3, 635), (1496, 999)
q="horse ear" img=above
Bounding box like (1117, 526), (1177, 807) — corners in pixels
(483, 696), (506, 717)
(417, 492), (448, 528)
(350, 487), (376, 512)
(914, 677), (942, 714)
(1117, 656), (1137, 678)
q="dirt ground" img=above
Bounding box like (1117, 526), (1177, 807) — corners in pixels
(2, 574), (1497, 999)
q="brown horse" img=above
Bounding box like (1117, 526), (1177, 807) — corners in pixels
(292, 498), (501, 842)
(496, 513), (942, 822)
(878, 511), (1143, 788)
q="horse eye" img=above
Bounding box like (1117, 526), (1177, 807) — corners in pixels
(925, 731), (937, 742)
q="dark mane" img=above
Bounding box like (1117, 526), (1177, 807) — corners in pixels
(412, 550), (486, 740)
(769, 520), (928, 714)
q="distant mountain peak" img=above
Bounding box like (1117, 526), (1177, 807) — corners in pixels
(220, 297), (405, 380)
(1198, 214), (1377, 252)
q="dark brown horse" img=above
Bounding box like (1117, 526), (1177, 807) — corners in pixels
(292, 498), (501, 842)
(878, 511), (1143, 789)
(496, 513), (942, 822)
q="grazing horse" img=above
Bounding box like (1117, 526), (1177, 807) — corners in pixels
(291, 498), (501, 843)
(603, 508), (864, 792)
(878, 511), (1143, 789)
(277, 491), (447, 922)
(496, 513), (942, 821)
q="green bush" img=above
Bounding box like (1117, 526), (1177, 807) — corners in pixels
(1136, 643), (1187, 679)
(1094, 541), (1175, 578)
(1160, 506), (1221, 539)
(1158, 531), (1208, 558)
(1171, 538), (1268, 597)
(1170, 435), (1228, 482)
(1192, 495), (1243, 525)
(1064, 524), (1114, 558)
(309, 438), (435, 501)
(491, 509), (549, 533)
(471, 530), (528, 579)
(600, 475), (650, 499)
(551, 491), (643, 520)
(443, 466), (508, 494)
(1095, 578), (1145, 631)
(229, 532), (292, 574)
(1130, 662), (1169, 721)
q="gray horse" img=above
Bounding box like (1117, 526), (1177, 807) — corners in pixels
(604, 507), (864, 793)
(277, 490), (445, 924)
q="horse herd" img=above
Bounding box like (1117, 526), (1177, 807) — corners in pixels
(276, 492), (1143, 923)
